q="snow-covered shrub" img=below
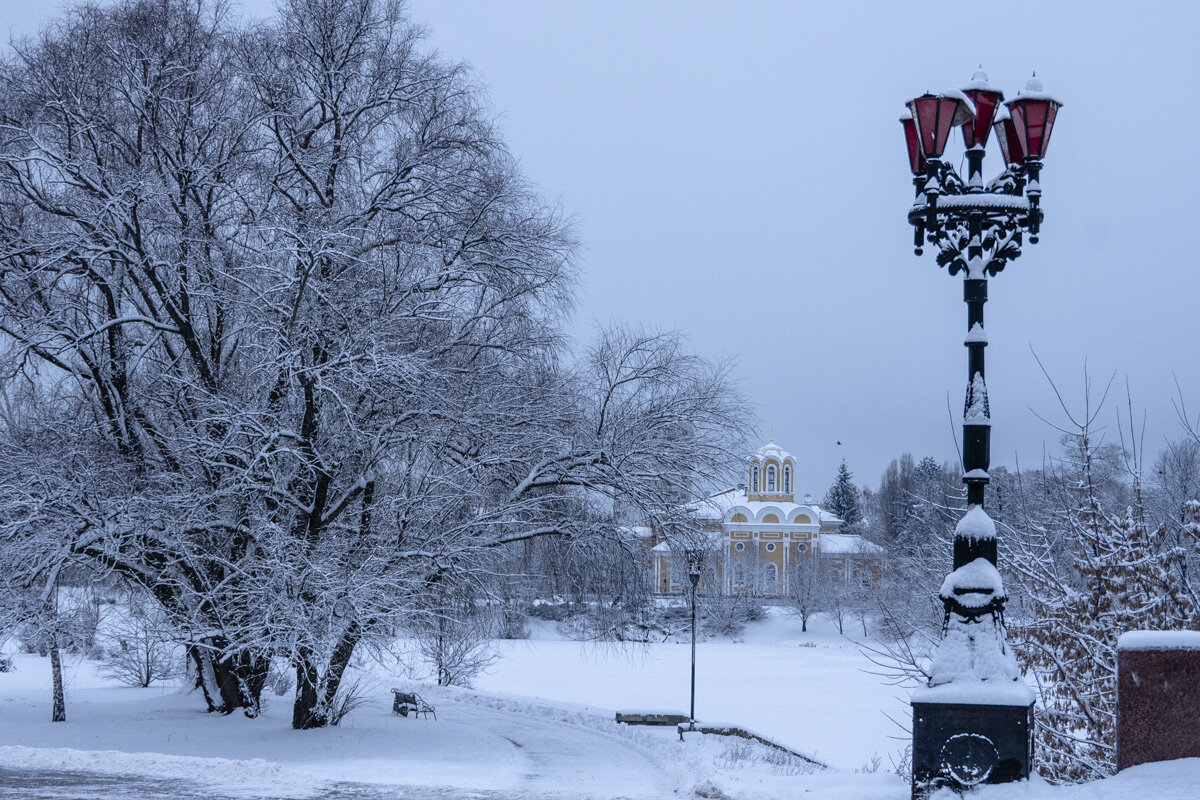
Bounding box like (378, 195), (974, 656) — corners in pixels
(699, 595), (764, 638)
(413, 591), (498, 687)
(712, 737), (817, 777)
(0, 655), (13, 673)
(267, 662), (293, 697)
(497, 608), (529, 640)
(526, 602), (572, 622)
(713, 738), (756, 771)
(100, 597), (179, 688)
(325, 673), (370, 726)
(18, 604), (99, 657)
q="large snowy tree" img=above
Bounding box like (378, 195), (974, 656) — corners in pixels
(0, 0), (745, 729)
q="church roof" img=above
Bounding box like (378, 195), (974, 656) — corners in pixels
(818, 533), (884, 555)
(686, 488), (843, 527)
(749, 441), (794, 463)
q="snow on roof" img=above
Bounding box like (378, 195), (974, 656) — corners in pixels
(812, 505), (842, 525)
(955, 505), (997, 541)
(1117, 630), (1200, 651)
(818, 533), (882, 555)
(687, 489), (842, 527)
(650, 529), (724, 554)
(749, 441), (794, 463)
(686, 487), (743, 520)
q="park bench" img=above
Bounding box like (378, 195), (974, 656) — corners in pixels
(391, 689), (436, 720)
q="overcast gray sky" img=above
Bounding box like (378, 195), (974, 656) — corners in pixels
(5, 1), (1199, 496)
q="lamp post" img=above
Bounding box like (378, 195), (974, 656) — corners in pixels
(686, 549), (703, 731)
(901, 71), (1062, 799)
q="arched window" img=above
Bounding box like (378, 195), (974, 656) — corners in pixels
(763, 562), (779, 591)
(784, 466), (792, 494)
(767, 465), (776, 492)
(751, 466), (759, 492)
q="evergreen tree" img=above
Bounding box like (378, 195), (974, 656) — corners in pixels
(824, 459), (862, 527)
(877, 453), (916, 542)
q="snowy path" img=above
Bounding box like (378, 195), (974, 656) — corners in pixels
(0, 692), (680, 800)
(449, 700), (675, 799)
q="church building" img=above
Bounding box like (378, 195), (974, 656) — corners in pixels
(651, 441), (881, 596)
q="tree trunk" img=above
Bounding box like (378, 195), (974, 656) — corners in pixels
(292, 622), (361, 730)
(49, 638), (65, 722)
(188, 637), (268, 716)
(292, 648), (322, 730)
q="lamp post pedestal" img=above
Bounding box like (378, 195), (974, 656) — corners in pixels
(911, 699), (1034, 795)
(900, 71), (1061, 799)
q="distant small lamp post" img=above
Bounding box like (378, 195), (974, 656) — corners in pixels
(900, 71), (1062, 798)
(685, 548), (703, 730)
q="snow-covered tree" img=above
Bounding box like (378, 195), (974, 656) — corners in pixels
(789, 554), (825, 632)
(1009, 412), (1199, 782)
(0, 0), (746, 730)
(823, 460), (861, 528)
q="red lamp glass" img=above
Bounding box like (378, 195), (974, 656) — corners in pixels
(901, 111), (925, 175)
(991, 106), (1025, 167)
(1006, 76), (1063, 159)
(907, 90), (975, 160)
(960, 70), (1004, 149)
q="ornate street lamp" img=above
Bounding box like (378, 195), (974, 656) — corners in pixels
(901, 71), (1062, 799)
(685, 549), (703, 731)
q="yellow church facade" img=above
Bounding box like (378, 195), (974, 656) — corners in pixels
(651, 442), (880, 596)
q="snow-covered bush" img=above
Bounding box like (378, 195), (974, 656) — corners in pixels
(267, 662), (293, 697)
(526, 602), (573, 622)
(18, 604), (99, 657)
(100, 597), (179, 688)
(413, 590), (498, 688)
(700, 595), (764, 638)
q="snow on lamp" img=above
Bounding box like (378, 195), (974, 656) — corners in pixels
(960, 70), (1004, 149)
(1005, 76), (1062, 160)
(906, 90), (976, 160)
(1006, 76), (1061, 241)
(960, 71), (1004, 189)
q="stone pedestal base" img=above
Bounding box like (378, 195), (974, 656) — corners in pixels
(911, 701), (1034, 799)
(1117, 631), (1200, 770)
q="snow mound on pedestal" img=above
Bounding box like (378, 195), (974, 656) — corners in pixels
(1117, 630), (1200, 651)
(955, 505), (997, 541)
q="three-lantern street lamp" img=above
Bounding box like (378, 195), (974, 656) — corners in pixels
(900, 71), (1062, 799)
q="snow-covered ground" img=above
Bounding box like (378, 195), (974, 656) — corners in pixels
(475, 611), (909, 772)
(1, 610), (1196, 798)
